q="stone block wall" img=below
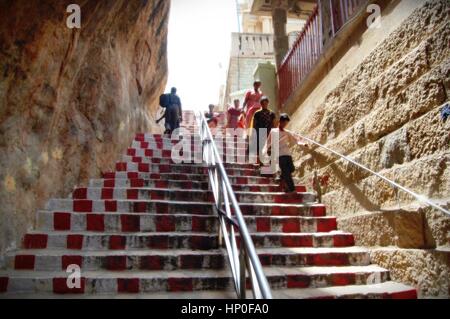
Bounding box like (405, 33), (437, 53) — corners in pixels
(288, 0), (449, 297)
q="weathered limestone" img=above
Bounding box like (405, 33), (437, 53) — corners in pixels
(370, 248), (449, 298)
(0, 0), (170, 258)
(288, 0), (450, 297)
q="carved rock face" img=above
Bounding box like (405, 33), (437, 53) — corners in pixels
(0, 0), (170, 257)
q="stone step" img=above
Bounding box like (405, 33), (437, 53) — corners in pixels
(71, 187), (316, 204)
(45, 199), (326, 217)
(114, 162), (263, 177)
(100, 171), (284, 185)
(120, 155), (256, 170)
(127, 148), (260, 166)
(7, 249), (225, 271)
(0, 282), (417, 299)
(36, 211), (337, 234)
(130, 140), (247, 154)
(271, 282), (418, 299)
(19, 231), (353, 251)
(132, 139), (249, 149)
(0, 265), (392, 295)
(6, 247), (371, 272)
(89, 178), (307, 193)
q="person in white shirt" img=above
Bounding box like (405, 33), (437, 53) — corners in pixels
(264, 113), (308, 193)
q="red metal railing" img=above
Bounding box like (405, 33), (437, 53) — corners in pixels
(330, 0), (366, 35)
(278, 0), (366, 108)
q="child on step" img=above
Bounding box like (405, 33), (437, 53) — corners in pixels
(263, 113), (308, 193)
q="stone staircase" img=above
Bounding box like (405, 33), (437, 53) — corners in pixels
(0, 110), (417, 298)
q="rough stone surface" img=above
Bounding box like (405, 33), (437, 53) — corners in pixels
(370, 248), (449, 298)
(288, 0), (450, 297)
(0, 0), (170, 257)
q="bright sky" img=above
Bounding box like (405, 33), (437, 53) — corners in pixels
(165, 0), (240, 111)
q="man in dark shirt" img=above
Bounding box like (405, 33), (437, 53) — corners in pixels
(165, 87), (182, 134)
(252, 96), (275, 165)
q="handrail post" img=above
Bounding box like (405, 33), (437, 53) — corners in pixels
(239, 244), (246, 299)
(195, 111), (273, 299)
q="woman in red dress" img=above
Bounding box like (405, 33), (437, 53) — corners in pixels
(243, 80), (263, 131)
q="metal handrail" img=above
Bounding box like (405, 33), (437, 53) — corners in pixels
(196, 111), (272, 299)
(292, 131), (450, 216)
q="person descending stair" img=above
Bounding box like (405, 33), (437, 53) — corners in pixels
(264, 113), (308, 194)
(0, 110), (417, 298)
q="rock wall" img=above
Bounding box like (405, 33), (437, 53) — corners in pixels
(288, 0), (449, 297)
(0, 0), (170, 258)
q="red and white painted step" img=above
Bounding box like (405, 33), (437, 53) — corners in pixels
(0, 110), (417, 298)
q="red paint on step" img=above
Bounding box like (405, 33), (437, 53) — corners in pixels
(138, 163), (150, 173)
(145, 149), (154, 157)
(121, 215), (140, 232)
(150, 173), (161, 180)
(0, 277), (8, 292)
(180, 255), (203, 269)
(130, 179), (144, 188)
(190, 236), (214, 250)
(155, 202), (169, 214)
(155, 180), (168, 188)
(15, 255), (35, 270)
(86, 214), (105, 232)
(62, 256), (82, 269)
(104, 179), (115, 187)
(73, 200), (93, 213)
(102, 172), (115, 179)
(116, 163), (127, 171)
(147, 235), (168, 249)
(159, 163), (170, 172)
(127, 172), (139, 179)
(105, 200), (117, 212)
(133, 202), (147, 213)
(53, 278), (85, 294)
(333, 234), (355, 247)
(256, 218), (271, 232)
(331, 273), (355, 286)
(272, 206), (299, 216)
(109, 236), (126, 250)
(101, 188), (114, 200)
(282, 218), (300, 233)
(162, 150), (171, 158)
(390, 289), (418, 299)
(105, 256), (127, 270)
(281, 236), (313, 247)
(54, 212), (71, 231)
(151, 190), (165, 200)
(311, 205), (326, 216)
(127, 189), (139, 200)
(127, 148), (136, 156)
(317, 218), (337, 232)
(132, 156), (142, 163)
(312, 253), (347, 266)
(156, 215), (175, 232)
(258, 254), (272, 266)
(191, 216), (206, 232)
(168, 278), (193, 292)
(287, 275), (311, 288)
(67, 235), (83, 250)
(24, 234), (48, 249)
(73, 188), (87, 199)
(118, 278), (140, 293)
(140, 256), (163, 270)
